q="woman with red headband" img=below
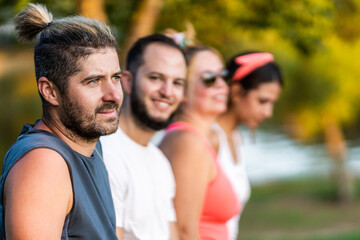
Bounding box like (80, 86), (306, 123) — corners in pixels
(213, 51), (283, 239)
(159, 44), (241, 240)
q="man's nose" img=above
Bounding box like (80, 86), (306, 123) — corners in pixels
(103, 80), (123, 103)
(159, 81), (173, 97)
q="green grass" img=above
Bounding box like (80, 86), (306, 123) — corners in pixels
(237, 177), (360, 240)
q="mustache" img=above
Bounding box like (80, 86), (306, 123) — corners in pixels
(95, 102), (120, 113)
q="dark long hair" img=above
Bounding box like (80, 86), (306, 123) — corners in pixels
(226, 51), (283, 94)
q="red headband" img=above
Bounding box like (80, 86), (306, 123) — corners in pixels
(233, 53), (274, 81)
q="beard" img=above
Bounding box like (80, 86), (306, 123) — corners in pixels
(59, 95), (120, 142)
(130, 84), (177, 131)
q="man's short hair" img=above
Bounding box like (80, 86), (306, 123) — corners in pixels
(126, 34), (187, 78)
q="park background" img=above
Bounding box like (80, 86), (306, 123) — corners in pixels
(1, 0), (360, 239)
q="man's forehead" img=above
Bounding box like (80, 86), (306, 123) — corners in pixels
(74, 48), (120, 76)
(132, 43), (186, 79)
(139, 60), (186, 78)
(143, 43), (183, 60)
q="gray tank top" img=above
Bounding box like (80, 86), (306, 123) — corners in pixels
(0, 122), (117, 239)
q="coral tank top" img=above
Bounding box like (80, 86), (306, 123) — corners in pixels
(166, 122), (241, 240)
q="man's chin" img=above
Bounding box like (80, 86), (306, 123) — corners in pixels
(145, 118), (170, 131)
(151, 116), (169, 123)
(148, 112), (172, 122)
(97, 119), (120, 135)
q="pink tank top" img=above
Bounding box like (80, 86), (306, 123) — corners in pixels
(166, 122), (241, 240)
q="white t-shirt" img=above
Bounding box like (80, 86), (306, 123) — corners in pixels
(100, 127), (176, 240)
(212, 123), (251, 240)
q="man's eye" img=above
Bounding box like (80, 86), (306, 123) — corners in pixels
(113, 75), (122, 81)
(149, 76), (160, 80)
(174, 80), (185, 87)
(88, 79), (99, 85)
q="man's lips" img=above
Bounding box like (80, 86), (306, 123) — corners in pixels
(96, 103), (120, 116)
(97, 109), (117, 117)
(98, 109), (118, 117)
(153, 99), (172, 110)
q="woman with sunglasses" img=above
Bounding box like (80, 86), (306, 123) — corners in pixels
(159, 45), (241, 240)
(213, 51), (283, 239)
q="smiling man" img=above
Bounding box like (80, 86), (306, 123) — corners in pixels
(100, 34), (187, 240)
(0, 3), (122, 239)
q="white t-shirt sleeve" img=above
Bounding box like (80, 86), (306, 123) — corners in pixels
(107, 161), (128, 228)
(100, 136), (128, 228)
(167, 173), (177, 222)
(157, 149), (177, 223)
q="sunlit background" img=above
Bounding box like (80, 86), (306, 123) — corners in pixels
(1, 0), (360, 239)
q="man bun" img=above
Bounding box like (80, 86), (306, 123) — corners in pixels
(15, 3), (53, 42)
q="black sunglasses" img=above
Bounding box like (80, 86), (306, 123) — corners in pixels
(201, 69), (230, 87)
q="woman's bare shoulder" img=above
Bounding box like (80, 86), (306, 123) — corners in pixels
(159, 129), (203, 151)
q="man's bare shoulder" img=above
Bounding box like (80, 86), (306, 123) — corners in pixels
(8, 148), (68, 176)
(5, 148), (72, 201)
(4, 148), (73, 238)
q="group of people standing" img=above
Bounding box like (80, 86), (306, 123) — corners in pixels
(0, 3), (283, 240)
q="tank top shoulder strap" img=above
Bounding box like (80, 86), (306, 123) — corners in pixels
(166, 122), (218, 160)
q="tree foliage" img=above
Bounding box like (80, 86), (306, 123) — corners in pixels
(1, 0), (360, 141)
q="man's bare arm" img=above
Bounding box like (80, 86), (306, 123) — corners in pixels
(4, 148), (72, 239)
(116, 227), (123, 240)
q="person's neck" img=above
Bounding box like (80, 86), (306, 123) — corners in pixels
(216, 108), (238, 135)
(118, 105), (155, 147)
(179, 111), (216, 135)
(36, 118), (98, 157)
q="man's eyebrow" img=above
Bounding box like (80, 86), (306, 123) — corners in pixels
(81, 74), (105, 83)
(147, 71), (164, 76)
(147, 72), (186, 80)
(81, 71), (122, 83)
(112, 71), (122, 76)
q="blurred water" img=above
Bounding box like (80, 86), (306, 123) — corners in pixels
(152, 128), (360, 185)
(241, 128), (360, 185)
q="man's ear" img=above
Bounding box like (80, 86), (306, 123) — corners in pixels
(38, 77), (60, 106)
(121, 71), (133, 95)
